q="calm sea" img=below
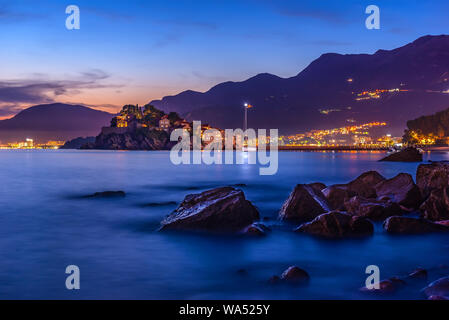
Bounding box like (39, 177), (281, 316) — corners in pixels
(0, 150), (448, 299)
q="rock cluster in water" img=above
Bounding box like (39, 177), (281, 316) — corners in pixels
(158, 162), (449, 237)
(154, 161), (449, 299)
(379, 147), (423, 162)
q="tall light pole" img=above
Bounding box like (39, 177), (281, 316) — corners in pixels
(244, 103), (248, 131)
(243, 103), (253, 131)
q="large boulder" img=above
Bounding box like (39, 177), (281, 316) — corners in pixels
(322, 184), (351, 210)
(374, 173), (422, 209)
(295, 211), (374, 238)
(420, 187), (449, 221)
(379, 147), (423, 162)
(280, 266), (310, 284)
(279, 184), (330, 222)
(360, 277), (406, 294)
(383, 216), (449, 234)
(347, 171), (386, 198)
(422, 276), (449, 299)
(159, 187), (259, 232)
(416, 161), (449, 198)
(344, 196), (402, 221)
(322, 171), (385, 210)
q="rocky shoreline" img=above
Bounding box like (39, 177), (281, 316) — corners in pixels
(81, 160), (449, 299)
(153, 160), (449, 298)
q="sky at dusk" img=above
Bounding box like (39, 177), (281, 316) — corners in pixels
(0, 0), (448, 118)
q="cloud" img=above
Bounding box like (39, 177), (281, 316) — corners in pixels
(0, 69), (122, 117)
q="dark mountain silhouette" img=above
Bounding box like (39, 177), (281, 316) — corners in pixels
(150, 35), (449, 135)
(0, 103), (114, 143)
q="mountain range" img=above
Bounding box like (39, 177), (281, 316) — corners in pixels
(150, 35), (449, 135)
(1, 35), (448, 142)
(0, 103), (113, 143)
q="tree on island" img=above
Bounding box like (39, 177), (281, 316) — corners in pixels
(403, 107), (449, 145)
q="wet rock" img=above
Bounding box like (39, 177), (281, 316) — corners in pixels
(280, 266), (310, 284)
(84, 191), (126, 198)
(322, 171), (385, 210)
(383, 216), (449, 234)
(242, 223), (268, 236)
(345, 196), (403, 221)
(374, 173), (422, 209)
(408, 268), (428, 280)
(416, 161), (449, 198)
(428, 295), (449, 300)
(360, 277), (406, 294)
(322, 185), (351, 210)
(420, 187), (449, 221)
(422, 276), (449, 298)
(309, 182), (327, 193)
(347, 171), (386, 198)
(159, 187), (259, 232)
(379, 147), (423, 162)
(279, 184), (329, 222)
(436, 220), (449, 227)
(295, 211), (374, 238)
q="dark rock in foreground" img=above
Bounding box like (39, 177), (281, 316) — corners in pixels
(422, 276), (449, 298)
(322, 185), (351, 211)
(308, 182), (327, 193)
(383, 216), (449, 234)
(408, 268), (428, 280)
(84, 191), (126, 198)
(379, 147), (423, 162)
(280, 266), (310, 284)
(420, 187), (449, 221)
(279, 184), (329, 222)
(360, 277), (406, 294)
(322, 171), (385, 210)
(374, 173), (422, 209)
(416, 161), (449, 197)
(242, 223), (268, 236)
(295, 211), (374, 238)
(159, 187), (259, 232)
(345, 196), (402, 221)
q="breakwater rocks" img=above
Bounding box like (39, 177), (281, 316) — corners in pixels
(379, 147), (423, 162)
(159, 162), (449, 236)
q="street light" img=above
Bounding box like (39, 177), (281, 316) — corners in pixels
(243, 103), (253, 131)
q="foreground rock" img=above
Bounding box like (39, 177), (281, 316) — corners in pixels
(374, 173), (422, 209)
(408, 268), (428, 280)
(379, 147), (423, 162)
(159, 187), (259, 232)
(295, 211), (374, 238)
(322, 171), (385, 210)
(84, 191), (126, 198)
(383, 216), (449, 234)
(242, 223), (269, 236)
(345, 196), (402, 220)
(360, 277), (406, 294)
(416, 161), (449, 198)
(420, 187), (449, 221)
(280, 266), (310, 284)
(422, 276), (449, 298)
(279, 184), (329, 222)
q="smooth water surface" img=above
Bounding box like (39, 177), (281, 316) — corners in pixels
(1, 150), (449, 299)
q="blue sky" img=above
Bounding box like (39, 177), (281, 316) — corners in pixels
(0, 0), (447, 117)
